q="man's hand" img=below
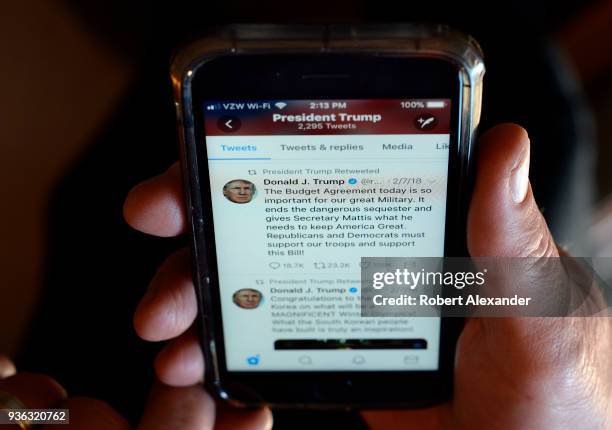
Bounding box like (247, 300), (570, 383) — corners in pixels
(0, 355), (271, 430)
(123, 123), (612, 429)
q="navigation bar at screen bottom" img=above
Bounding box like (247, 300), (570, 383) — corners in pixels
(274, 338), (428, 350)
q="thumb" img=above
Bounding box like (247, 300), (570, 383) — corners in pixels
(468, 123), (558, 258)
(458, 125), (608, 422)
(137, 382), (215, 430)
(466, 123), (572, 317)
(137, 381), (273, 430)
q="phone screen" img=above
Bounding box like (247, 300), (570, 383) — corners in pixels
(202, 99), (451, 372)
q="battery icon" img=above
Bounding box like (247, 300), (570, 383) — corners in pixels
(426, 101), (445, 108)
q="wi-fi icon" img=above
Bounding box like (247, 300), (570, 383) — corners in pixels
(275, 102), (287, 110)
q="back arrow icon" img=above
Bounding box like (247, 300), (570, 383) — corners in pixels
(217, 116), (241, 132)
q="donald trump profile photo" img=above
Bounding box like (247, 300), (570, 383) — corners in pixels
(223, 179), (255, 204)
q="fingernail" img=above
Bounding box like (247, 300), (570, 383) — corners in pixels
(510, 147), (530, 204)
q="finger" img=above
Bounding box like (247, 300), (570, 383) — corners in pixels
(0, 372), (66, 409)
(467, 124), (571, 320)
(154, 328), (204, 387)
(468, 123), (558, 258)
(124, 163), (187, 237)
(134, 248), (198, 341)
(467, 123), (563, 314)
(137, 382), (215, 430)
(464, 124), (591, 355)
(362, 406), (447, 430)
(41, 397), (130, 430)
(0, 354), (16, 379)
(215, 403), (273, 430)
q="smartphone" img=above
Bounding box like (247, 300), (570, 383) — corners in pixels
(171, 24), (484, 408)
